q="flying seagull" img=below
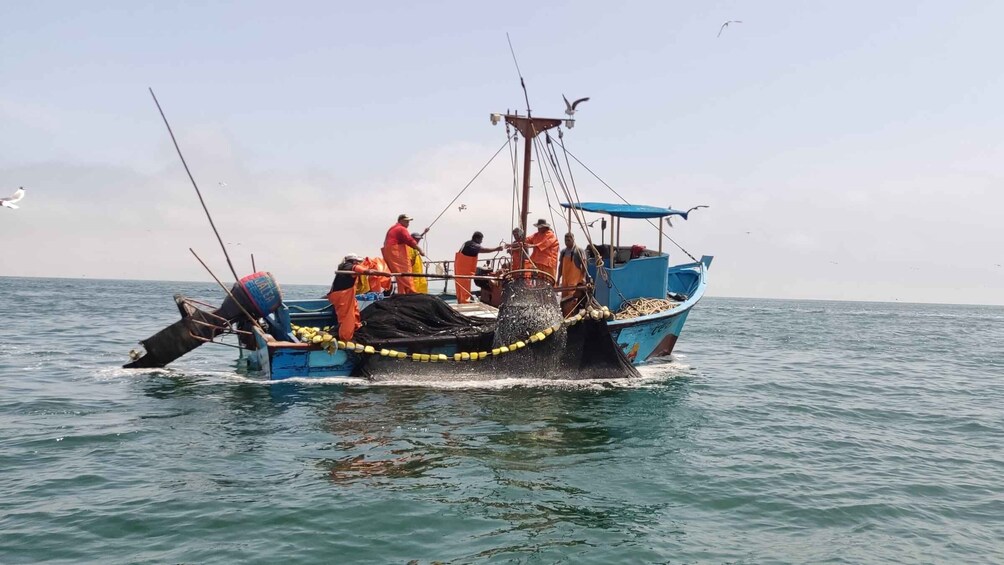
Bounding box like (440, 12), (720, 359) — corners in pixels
(563, 94), (590, 117)
(665, 204), (709, 227)
(218, 181), (228, 189)
(718, 20), (742, 37)
(1, 187), (25, 209)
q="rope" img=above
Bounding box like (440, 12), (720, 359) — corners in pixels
(560, 146), (699, 263)
(530, 136), (557, 230)
(427, 137), (512, 231)
(508, 122), (519, 232)
(542, 136), (633, 306)
(613, 297), (680, 320)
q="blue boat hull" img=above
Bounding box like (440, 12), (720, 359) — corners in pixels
(244, 257), (710, 380)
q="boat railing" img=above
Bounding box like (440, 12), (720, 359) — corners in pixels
(422, 256), (509, 295)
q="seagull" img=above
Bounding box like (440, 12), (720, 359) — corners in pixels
(562, 94), (590, 117)
(218, 182), (228, 188)
(458, 204), (467, 212)
(718, 20), (742, 37)
(1, 187), (25, 209)
(665, 204), (709, 227)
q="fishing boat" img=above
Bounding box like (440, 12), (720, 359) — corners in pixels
(124, 101), (712, 381)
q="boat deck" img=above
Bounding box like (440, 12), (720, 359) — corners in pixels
(451, 302), (498, 320)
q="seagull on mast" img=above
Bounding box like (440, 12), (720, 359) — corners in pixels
(563, 94), (590, 117)
(1, 187), (25, 209)
(718, 20), (742, 37)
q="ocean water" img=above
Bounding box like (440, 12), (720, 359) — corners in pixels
(1, 276), (1002, 564)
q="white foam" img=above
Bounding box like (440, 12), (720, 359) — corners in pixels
(95, 358), (694, 390)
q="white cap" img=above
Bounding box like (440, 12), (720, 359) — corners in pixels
(343, 253), (363, 263)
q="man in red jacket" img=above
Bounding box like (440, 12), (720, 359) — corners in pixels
(382, 213), (427, 294)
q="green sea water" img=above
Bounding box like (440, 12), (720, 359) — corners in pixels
(1, 277), (1002, 564)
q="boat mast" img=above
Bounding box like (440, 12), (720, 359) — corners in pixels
(503, 114), (562, 258)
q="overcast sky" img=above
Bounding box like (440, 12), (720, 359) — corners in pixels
(1, 1), (1002, 304)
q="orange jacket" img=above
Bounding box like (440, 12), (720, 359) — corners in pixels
(526, 229), (559, 278)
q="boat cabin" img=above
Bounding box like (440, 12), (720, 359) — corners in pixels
(560, 202), (706, 312)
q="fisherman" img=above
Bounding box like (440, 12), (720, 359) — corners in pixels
(454, 231), (503, 304)
(327, 254), (369, 341)
(408, 232), (428, 294)
(507, 227), (526, 270)
(382, 213), (427, 295)
(524, 218), (560, 280)
(556, 233), (591, 316)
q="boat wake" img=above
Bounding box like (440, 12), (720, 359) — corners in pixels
(225, 360), (691, 390)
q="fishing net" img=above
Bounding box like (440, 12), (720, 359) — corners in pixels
(492, 276), (567, 374)
(353, 294), (494, 349)
(355, 278), (639, 381)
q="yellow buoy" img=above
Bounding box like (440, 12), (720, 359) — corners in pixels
(515, 341), (526, 349)
(461, 352), (470, 361)
(492, 348), (501, 356)
(478, 351), (488, 359)
(412, 353), (421, 361)
(364, 345), (375, 354)
(380, 349), (390, 356)
(535, 332), (546, 342)
(454, 353), (462, 361)
(500, 346), (510, 354)
(311, 335), (323, 344)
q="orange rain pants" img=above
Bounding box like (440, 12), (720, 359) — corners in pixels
(326, 287), (361, 341)
(382, 243), (416, 294)
(560, 252), (587, 316)
(454, 252), (478, 304)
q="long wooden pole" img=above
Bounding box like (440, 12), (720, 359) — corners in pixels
(150, 88), (240, 283)
(190, 248), (267, 336)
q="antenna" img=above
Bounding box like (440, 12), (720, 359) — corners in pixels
(506, 32), (531, 116)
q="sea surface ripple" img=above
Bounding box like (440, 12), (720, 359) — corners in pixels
(1, 277), (1002, 564)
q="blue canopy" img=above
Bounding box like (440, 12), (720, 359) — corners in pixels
(560, 202), (690, 219)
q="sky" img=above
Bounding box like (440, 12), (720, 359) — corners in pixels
(1, 1), (1002, 304)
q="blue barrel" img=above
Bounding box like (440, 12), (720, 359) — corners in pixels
(239, 272), (283, 317)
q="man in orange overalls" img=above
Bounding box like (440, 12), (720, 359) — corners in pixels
(454, 231), (503, 303)
(524, 218), (560, 280)
(327, 254), (368, 341)
(556, 233), (591, 316)
(382, 213), (427, 295)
